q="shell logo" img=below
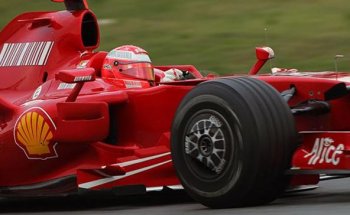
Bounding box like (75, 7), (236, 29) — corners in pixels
(14, 107), (58, 160)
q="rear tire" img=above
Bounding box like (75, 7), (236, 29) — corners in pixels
(171, 77), (297, 208)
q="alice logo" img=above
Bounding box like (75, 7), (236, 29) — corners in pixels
(305, 137), (344, 165)
(14, 108), (58, 160)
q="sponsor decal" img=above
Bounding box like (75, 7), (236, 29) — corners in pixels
(124, 80), (142, 88)
(57, 83), (76, 90)
(108, 49), (151, 62)
(77, 60), (89, 69)
(304, 137), (344, 165)
(74, 75), (92, 82)
(103, 64), (112, 70)
(32, 85), (42, 100)
(0, 42), (54, 67)
(115, 51), (133, 60)
(14, 107), (58, 160)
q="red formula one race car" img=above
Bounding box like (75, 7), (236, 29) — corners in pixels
(1, 0), (350, 209)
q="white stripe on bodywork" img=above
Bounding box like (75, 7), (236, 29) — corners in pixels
(35, 42), (45, 65)
(17, 43), (29, 66)
(25, 42), (36, 65)
(3, 43), (14, 66)
(31, 42), (41, 65)
(41, 42), (53, 65)
(21, 42), (33, 65)
(146, 185), (183, 192)
(146, 186), (164, 192)
(167, 185), (184, 190)
(0, 43), (9, 64)
(13, 43), (25, 66)
(113, 152), (171, 167)
(0, 42), (53, 66)
(9, 43), (20, 66)
(2, 43), (13, 66)
(1, 44), (11, 66)
(79, 160), (172, 189)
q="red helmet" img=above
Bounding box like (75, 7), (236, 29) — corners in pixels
(102, 45), (154, 81)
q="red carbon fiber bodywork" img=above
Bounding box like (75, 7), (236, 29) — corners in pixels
(2, 0), (350, 196)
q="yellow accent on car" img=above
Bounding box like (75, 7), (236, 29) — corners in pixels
(16, 111), (53, 155)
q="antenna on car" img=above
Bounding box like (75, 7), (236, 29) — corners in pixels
(264, 27), (268, 45)
(334, 55), (344, 72)
(334, 54), (344, 80)
(264, 27), (272, 70)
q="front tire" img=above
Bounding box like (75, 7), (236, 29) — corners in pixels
(171, 77), (297, 208)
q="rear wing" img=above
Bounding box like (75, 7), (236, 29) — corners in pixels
(52, 0), (89, 11)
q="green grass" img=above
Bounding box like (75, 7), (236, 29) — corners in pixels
(2, 0), (350, 74)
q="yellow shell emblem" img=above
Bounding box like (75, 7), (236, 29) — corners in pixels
(14, 108), (57, 159)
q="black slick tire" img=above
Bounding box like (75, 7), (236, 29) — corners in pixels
(171, 77), (297, 208)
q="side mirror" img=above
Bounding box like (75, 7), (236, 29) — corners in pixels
(249, 47), (275, 75)
(256, 47), (274, 60)
(55, 68), (96, 102)
(55, 68), (96, 83)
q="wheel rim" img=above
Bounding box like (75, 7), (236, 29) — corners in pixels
(184, 110), (236, 181)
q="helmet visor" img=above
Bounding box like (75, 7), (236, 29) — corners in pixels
(115, 62), (154, 81)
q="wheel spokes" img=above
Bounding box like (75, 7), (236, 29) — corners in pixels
(185, 115), (227, 174)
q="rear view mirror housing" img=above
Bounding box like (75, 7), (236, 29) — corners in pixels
(55, 68), (96, 83)
(256, 47), (274, 60)
(249, 47), (275, 75)
(55, 68), (96, 102)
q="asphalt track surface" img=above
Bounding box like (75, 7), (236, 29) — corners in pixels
(1, 178), (350, 214)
